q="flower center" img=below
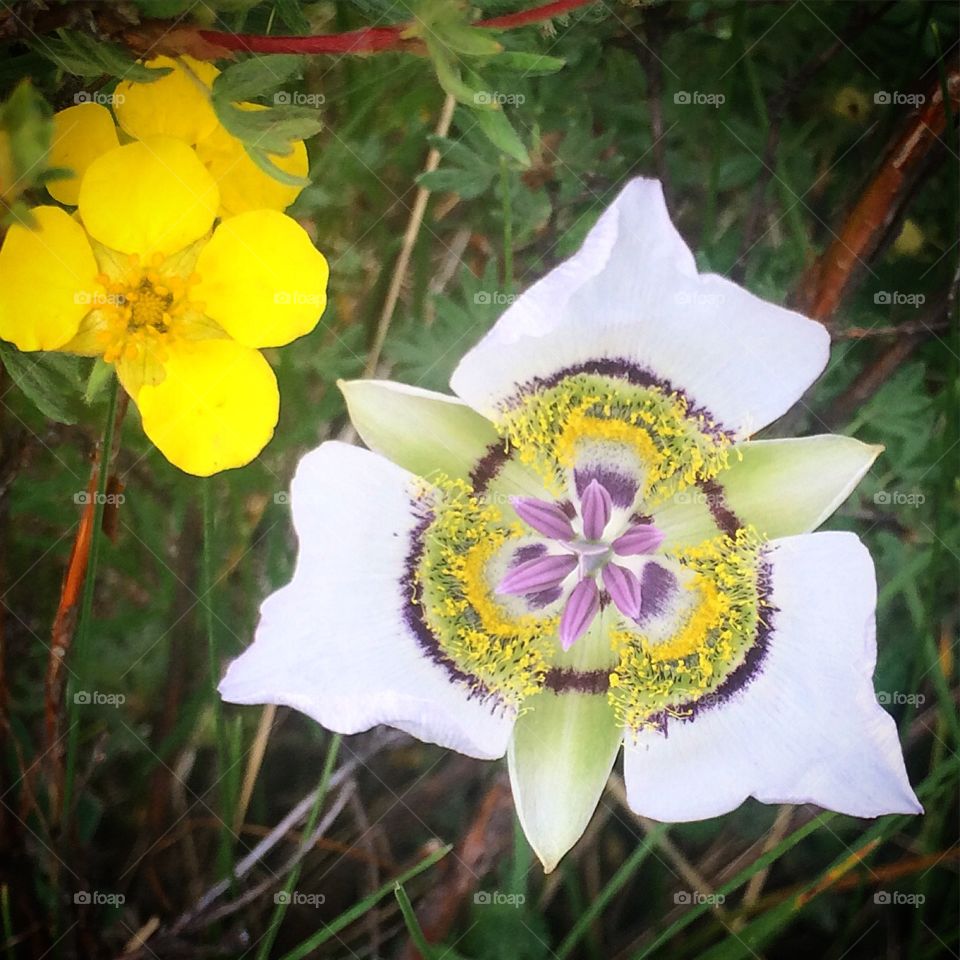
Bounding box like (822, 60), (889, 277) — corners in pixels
(93, 253), (201, 368)
(498, 477), (665, 650)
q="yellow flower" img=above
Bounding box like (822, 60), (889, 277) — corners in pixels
(0, 137), (329, 476)
(49, 56), (309, 218)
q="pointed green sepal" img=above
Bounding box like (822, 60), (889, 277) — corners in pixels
(508, 688), (622, 873)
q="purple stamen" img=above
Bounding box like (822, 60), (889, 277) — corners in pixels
(580, 479), (612, 541)
(602, 562), (642, 620)
(612, 523), (665, 556)
(510, 496), (576, 541)
(497, 553), (578, 596)
(559, 578), (600, 650)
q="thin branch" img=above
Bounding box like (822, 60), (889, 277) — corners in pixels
(193, 0), (594, 56)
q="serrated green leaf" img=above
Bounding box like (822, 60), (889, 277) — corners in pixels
(274, 0), (312, 32)
(488, 51), (566, 75)
(441, 25), (504, 58)
(84, 358), (114, 406)
(34, 31), (170, 82)
(471, 104), (530, 166)
(214, 101), (322, 155)
(0, 80), (52, 192)
(417, 166), (492, 199)
(427, 42), (489, 107)
(0, 343), (83, 424)
(212, 55), (305, 103)
(246, 145), (312, 187)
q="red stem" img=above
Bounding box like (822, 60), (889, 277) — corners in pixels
(198, 0), (593, 55)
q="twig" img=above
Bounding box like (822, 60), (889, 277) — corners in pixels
(364, 92), (457, 378)
(233, 703), (277, 834)
(793, 64), (960, 324)
(190, 0), (594, 57)
(731, 806), (793, 931)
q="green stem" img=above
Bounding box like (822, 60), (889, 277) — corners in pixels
(501, 156), (514, 293)
(62, 377), (119, 821)
(202, 479), (234, 880)
(255, 734), (342, 960)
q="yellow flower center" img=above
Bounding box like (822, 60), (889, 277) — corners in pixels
(95, 253), (202, 368)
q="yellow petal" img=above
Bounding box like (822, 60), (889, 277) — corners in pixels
(194, 106), (308, 218)
(0, 206), (100, 351)
(193, 210), (328, 348)
(134, 339), (279, 476)
(48, 103), (120, 206)
(114, 56), (220, 145)
(78, 138), (218, 257)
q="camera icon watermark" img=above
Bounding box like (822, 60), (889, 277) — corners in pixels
(874, 890), (925, 906)
(674, 91), (725, 108)
(874, 291), (925, 307)
(74, 891), (125, 906)
(873, 490), (925, 508)
(74, 91), (125, 106)
(273, 91), (325, 107)
(473, 890), (526, 907)
(877, 691), (925, 707)
(274, 290), (323, 306)
(274, 890), (325, 907)
(73, 691), (126, 707)
(473, 291), (517, 306)
(74, 491), (125, 506)
(873, 91), (926, 107)
(674, 890), (726, 906)
(474, 91), (525, 106)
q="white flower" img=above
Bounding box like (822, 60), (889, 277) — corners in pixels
(220, 179), (920, 872)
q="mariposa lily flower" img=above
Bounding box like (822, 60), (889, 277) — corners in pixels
(0, 136), (327, 475)
(48, 55), (309, 218)
(220, 179), (920, 870)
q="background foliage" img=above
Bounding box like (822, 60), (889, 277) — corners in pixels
(0, 1), (957, 958)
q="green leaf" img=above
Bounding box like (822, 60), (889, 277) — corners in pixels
(417, 165), (492, 199)
(471, 104), (530, 166)
(84, 358), (114, 405)
(488, 51), (566, 75)
(214, 101), (322, 155)
(34, 31), (170, 82)
(245, 145), (312, 187)
(0, 343), (84, 424)
(0, 80), (52, 193)
(428, 43), (487, 107)
(212, 55), (305, 103)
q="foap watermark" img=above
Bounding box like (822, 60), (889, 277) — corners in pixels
(74, 290), (125, 307)
(674, 290), (726, 308)
(874, 890), (925, 907)
(874, 291), (925, 307)
(873, 490), (925, 508)
(274, 890), (326, 907)
(874, 91), (926, 108)
(74, 891), (125, 906)
(474, 291), (517, 306)
(674, 890), (726, 906)
(474, 90), (525, 106)
(74, 491), (125, 506)
(274, 491), (291, 505)
(74, 690), (126, 707)
(672, 489), (723, 508)
(274, 290), (323, 306)
(674, 91), (725, 108)
(877, 691), (926, 707)
(74, 90), (125, 107)
(474, 890), (526, 907)
(273, 91), (326, 107)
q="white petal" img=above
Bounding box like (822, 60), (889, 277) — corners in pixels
(655, 435), (883, 547)
(219, 441), (515, 760)
(451, 178), (828, 438)
(623, 532), (921, 821)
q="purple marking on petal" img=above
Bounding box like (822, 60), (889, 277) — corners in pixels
(558, 499), (578, 520)
(574, 466), (639, 509)
(636, 562), (678, 622)
(511, 496), (576, 541)
(612, 523), (666, 556)
(526, 586), (563, 610)
(512, 543), (547, 566)
(580, 479), (612, 540)
(559, 578), (600, 650)
(602, 563), (643, 619)
(497, 553), (577, 596)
